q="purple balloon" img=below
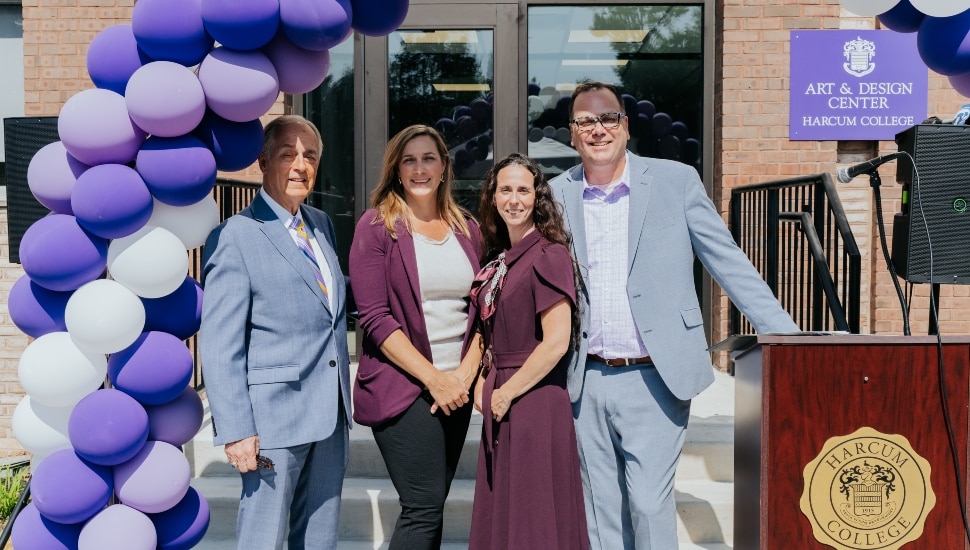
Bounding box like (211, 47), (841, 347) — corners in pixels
(198, 47), (280, 123)
(192, 110), (264, 172)
(670, 120), (688, 140)
(262, 30), (331, 94)
(78, 505), (156, 550)
(917, 11), (970, 76)
(27, 141), (89, 214)
(11, 502), (83, 550)
(145, 387), (204, 446)
(131, 0), (213, 67)
(652, 112), (672, 136)
(280, 0), (353, 52)
(87, 24), (151, 95)
(637, 100), (656, 117)
(72, 164), (153, 240)
(31, 449), (113, 525)
(136, 135), (217, 206)
(114, 441), (191, 514)
(202, 0), (280, 51)
(150, 487), (210, 550)
(20, 214), (108, 292)
(58, 89), (147, 166)
(350, 0), (408, 36)
(878, 0), (925, 33)
(141, 276), (203, 340)
(951, 72), (970, 97)
(108, 332), (193, 406)
(125, 62), (206, 138)
(69, 389), (149, 466)
(8, 275), (71, 338)
(621, 94), (638, 120)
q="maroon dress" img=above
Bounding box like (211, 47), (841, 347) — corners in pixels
(468, 230), (589, 550)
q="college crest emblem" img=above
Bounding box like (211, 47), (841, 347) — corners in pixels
(843, 36), (876, 77)
(800, 427), (934, 550)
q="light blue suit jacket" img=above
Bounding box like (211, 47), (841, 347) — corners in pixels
(551, 154), (798, 402)
(200, 193), (352, 449)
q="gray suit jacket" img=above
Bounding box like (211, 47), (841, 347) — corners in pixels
(200, 193), (352, 449)
(551, 154), (798, 402)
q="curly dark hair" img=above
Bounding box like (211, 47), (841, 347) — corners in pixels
(478, 153), (571, 261)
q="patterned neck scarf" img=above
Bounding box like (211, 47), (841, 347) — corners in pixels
(470, 252), (507, 321)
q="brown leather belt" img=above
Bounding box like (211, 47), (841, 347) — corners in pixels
(587, 354), (652, 367)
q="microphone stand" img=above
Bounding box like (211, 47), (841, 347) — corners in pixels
(868, 171), (911, 336)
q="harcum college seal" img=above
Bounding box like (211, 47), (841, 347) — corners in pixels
(800, 427), (935, 550)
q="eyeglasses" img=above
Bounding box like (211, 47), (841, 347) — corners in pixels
(256, 455), (275, 469)
(569, 112), (626, 131)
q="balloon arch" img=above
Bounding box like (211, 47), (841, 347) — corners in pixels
(8, 0), (408, 548)
(840, 0), (970, 96)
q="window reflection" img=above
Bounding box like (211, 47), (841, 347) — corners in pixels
(527, 6), (703, 176)
(388, 29), (494, 215)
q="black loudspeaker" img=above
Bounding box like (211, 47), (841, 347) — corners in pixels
(3, 117), (57, 264)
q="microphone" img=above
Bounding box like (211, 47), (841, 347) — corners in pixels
(836, 152), (905, 184)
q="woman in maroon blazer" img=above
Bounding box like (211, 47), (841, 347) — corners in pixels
(350, 124), (483, 549)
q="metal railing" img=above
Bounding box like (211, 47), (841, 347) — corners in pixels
(729, 173), (861, 335)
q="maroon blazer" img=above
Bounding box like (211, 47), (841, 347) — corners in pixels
(349, 209), (483, 426)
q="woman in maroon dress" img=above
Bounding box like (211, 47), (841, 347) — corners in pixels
(468, 153), (589, 549)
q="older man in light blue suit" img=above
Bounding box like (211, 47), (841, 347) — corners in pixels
(200, 115), (351, 550)
(551, 82), (798, 550)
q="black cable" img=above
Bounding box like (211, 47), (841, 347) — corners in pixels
(869, 172), (910, 336)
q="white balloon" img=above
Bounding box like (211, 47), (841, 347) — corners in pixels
(146, 196), (219, 250)
(910, 0), (970, 17)
(18, 331), (107, 407)
(107, 225), (189, 298)
(65, 279), (146, 354)
(839, 0), (900, 16)
(12, 395), (74, 458)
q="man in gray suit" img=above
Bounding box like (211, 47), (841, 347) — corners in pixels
(550, 82), (798, 549)
(200, 115), (351, 550)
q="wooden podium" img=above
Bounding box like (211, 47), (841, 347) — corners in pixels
(733, 335), (970, 549)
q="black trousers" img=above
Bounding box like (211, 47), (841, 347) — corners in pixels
(373, 395), (473, 549)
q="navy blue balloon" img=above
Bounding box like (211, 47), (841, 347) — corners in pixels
(528, 83), (541, 96)
(351, 0), (408, 36)
(8, 275), (71, 338)
(878, 0), (924, 33)
(149, 487), (210, 550)
(621, 94), (638, 118)
(280, 0), (352, 52)
(87, 24), (152, 95)
(917, 11), (970, 76)
(652, 112), (672, 136)
(137, 135), (217, 206)
(193, 110), (265, 172)
(11, 502), (83, 550)
(141, 276), (203, 340)
(202, 0), (280, 51)
(670, 121), (688, 140)
(637, 100), (656, 118)
(132, 0), (213, 67)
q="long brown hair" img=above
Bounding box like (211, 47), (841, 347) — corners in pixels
(478, 153), (571, 261)
(369, 125), (470, 239)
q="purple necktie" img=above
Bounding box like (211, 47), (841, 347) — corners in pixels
(289, 217), (329, 298)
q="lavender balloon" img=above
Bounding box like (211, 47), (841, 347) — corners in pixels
(31, 449), (113, 525)
(72, 164), (153, 240)
(192, 110), (264, 171)
(58, 88), (147, 166)
(11, 503), (84, 550)
(69, 389), (149, 466)
(201, 0), (280, 51)
(141, 276), (203, 340)
(131, 0), (213, 67)
(198, 47), (280, 122)
(262, 30), (331, 94)
(8, 275), (71, 338)
(350, 0), (408, 36)
(108, 331), (193, 406)
(136, 135), (216, 206)
(87, 24), (151, 95)
(145, 387), (204, 447)
(27, 141), (89, 214)
(79, 505), (156, 550)
(114, 441), (191, 514)
(19, 214), (108, 292)
(150, 487), (210, 550)
(280, 0), (353, 51)
(125, 62), (206, 138)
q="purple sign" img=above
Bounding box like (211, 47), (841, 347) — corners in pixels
(790, 30), (927, 141)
